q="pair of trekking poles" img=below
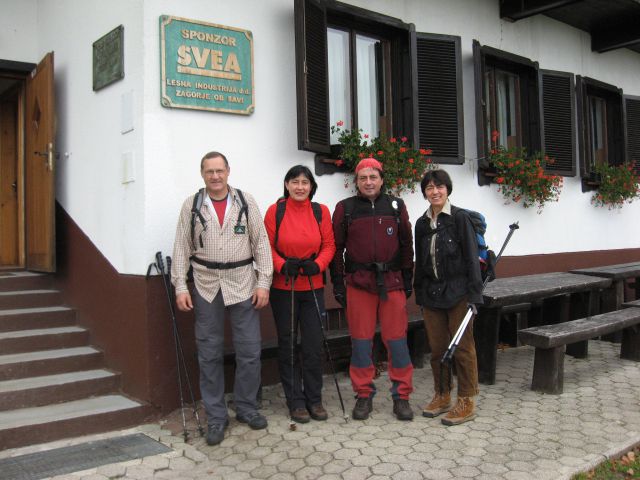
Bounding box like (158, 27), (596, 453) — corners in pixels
(287, 271), (349, 428)
(147, 251), (205, 441)
(438, 221), (520, 394)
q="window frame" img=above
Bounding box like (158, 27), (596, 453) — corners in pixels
(474, 41), (541, 186)
(576, 75), (625, 189)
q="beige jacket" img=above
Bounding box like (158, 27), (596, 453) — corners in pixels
(171, 185), (273, 305)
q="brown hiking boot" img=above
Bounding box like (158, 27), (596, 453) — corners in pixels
(441, 396), (475, 426)
(290, 407), (310, 423)
(308, 404), (328, 421)
(422, 392), (451, 418)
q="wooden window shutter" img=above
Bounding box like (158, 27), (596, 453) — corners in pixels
(473, 40), (489, 185)
(415, 33), (463, 164)
(625, 95), (640, 175)
(539, 70), (576, 176)
(294, 0), (330, 154)
(575, 75), (589, 178)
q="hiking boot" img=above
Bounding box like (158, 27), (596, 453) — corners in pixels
(392, 398), (414, 421)
(206, 419), (229, 446)
(441, 396), (475, 426)
(290, 407), (310, 423)
(236, 411), (268, 430)
(422, 392), (451, 418)
(352, 396), (372, 420)
(308, 404), (328, 421)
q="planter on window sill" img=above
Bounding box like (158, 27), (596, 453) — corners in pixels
(581, 171), (601, 193)
(477, 163), (498, 187)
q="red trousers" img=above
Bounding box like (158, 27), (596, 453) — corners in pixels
(346, 286), (413, 400)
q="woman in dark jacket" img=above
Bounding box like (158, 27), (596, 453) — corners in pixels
(413, 169), (483, 426)
(264, 165), (336, 423)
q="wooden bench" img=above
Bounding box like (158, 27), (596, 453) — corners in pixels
(224, 313), (426, 369)
(518, 308), (640, 394)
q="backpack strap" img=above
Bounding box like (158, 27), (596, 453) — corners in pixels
(235, 188), (249, 227)
(190, 188), (207, 248)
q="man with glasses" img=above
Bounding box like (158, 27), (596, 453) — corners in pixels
(171, 151), (272, 446)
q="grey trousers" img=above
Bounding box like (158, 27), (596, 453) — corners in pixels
(193, 289), (261, 425)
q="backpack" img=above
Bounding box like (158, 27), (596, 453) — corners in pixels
(190, 188), (248, 248)
(454, 207), (496, 282)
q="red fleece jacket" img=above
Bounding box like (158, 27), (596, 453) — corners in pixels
(264, 198), (336, 291)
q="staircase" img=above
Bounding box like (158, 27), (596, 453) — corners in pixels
(0, 271), (148, 451)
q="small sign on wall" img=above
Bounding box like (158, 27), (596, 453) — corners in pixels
(160, 15), (254, 115)
(93, 25), (124, 91)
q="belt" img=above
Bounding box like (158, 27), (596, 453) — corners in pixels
(345, 259), (400, 300)
(190, 256), (253, 270)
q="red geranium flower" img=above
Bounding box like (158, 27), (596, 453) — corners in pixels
(336, 120), (344, 127)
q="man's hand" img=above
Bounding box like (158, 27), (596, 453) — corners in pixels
(176, 292), (193, 312)
(252, 287), (269, 309)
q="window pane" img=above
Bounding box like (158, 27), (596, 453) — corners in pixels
(495, 71), (519, 148)
(356, 34), (380, 140)
(589, 96), (607, 166)
(327, 28), (351, 143)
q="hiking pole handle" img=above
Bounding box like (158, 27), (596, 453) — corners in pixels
(155, 251), (166, 275)
(495, 221), (519, 263)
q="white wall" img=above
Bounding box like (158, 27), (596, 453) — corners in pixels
(10, 0), (638, 274)
(0, 0), (38, 62)
(35, 0), (146, 273)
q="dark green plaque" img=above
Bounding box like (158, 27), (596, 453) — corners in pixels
(93, 25), (124, 91)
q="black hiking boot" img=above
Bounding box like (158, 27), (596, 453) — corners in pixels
(393, 398), (414, 421)
(352, 396), (372, 420)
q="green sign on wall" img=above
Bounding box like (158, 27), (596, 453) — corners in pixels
(160, 15), (254, 115)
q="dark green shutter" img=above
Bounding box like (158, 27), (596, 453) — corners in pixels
(625, 95), (640, 175)
(294, 0), (330, 154)
(415, 33), (463, 164)
(539, 70), (576, 176)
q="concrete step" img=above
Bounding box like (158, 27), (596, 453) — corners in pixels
(0, 347), (103, 380)
(0, 272), (52, 292)
(0, 369), (120, 411)
(0, 395), (149, 450)
(0, 326), (89, 354)
(0, 306), (76, 332)
(0, 290), (63, 309)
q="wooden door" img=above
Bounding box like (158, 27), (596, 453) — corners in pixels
(25, 52), (56, 272)
(0, 94), (19, 266)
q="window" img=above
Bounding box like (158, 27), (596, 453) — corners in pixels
(326, 27), (388, 143)
(576, 76), (626, 188)
(295, 0), (464, 173)
(474, 41), (576, 184)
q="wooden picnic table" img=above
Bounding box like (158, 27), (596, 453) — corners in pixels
(474, 272), (612, 385)
(570, 261), (640, 310)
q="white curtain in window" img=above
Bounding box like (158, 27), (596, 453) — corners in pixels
(356, 34), (379, 140)
(327, 28), (351, 144)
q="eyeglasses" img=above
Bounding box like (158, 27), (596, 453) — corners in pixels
(203, 169), (227, 177)
(425, 184), (446, 192)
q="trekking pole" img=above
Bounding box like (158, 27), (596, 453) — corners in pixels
(440, 222), (520, 375)
(289, 273), (298, 431)
(147, 252), (204, 440)
(165, 255), (205, 437)
(308, 276), (349, 423)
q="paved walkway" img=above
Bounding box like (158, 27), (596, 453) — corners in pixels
(3, 340), (640, 480)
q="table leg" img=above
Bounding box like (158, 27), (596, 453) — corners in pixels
(475, 306), (501, 385)
(603, 280), (624, 343)
(621, 326), (640, 361)
(566, 291), (590, 358)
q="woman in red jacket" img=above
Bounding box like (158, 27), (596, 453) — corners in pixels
(264, 165), (336, 423)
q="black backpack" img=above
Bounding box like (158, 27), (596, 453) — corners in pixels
(190, 188), (248, 248)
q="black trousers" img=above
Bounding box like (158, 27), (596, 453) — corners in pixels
(270, 286), (325, 410)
